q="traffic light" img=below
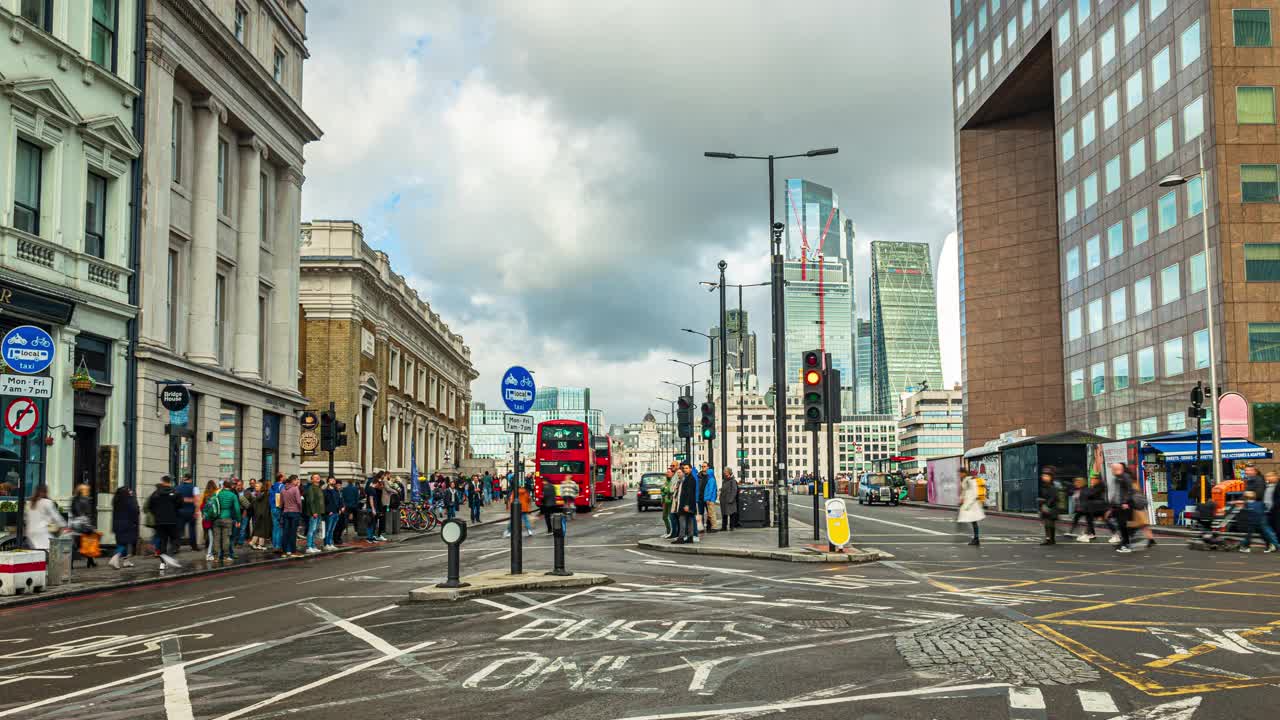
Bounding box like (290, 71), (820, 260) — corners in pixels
(333, 416), (348, 449)
(700, 402), (716, 440)
(1189, 381), (1207, 419)
(676, 396), (693, 438)
(826, 367), (842, 424)
(802, 349), (825, 428)
(320, 410), (335, 451)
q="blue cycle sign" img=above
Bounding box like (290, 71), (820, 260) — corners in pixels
(501, 366), (536, 414)
(2, 325), (54, 375)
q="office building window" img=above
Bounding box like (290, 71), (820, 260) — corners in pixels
(215, 273), (227, 364)
(1181, 20), (1201, 67)
(1132, 207), (1149, 246)
(1160, 263), (1180, 304)
(1095, 426), (1110, 437)
(217, 139), (229, 215)
(1061, 68), (1073, 103)
(967, 21), (976, 49)
(1163, 337), (1184, 376)
(1080, 49), (1094, 85)
(1062, 127), (1076, 162)
(1065, 187), (1078, 221)
(1138, 346), (1156, 383)
(1008, 17), (1018, 46)
(1149, 0), (1166, 19)
(20, 0), (52, 30)
(1242, 164), (1280, 203)
(1152, 47), (1170, 90)
(171, 101), (183, 182)
(1107, 221), (1123, 258)
(993, 35), (1003, 64)
(1100, 25), (1116, 66)
(1086, 234), (1101, 269)
(1023, 0), (1032, 27)
(1245, 244), (1280, 281)
(14, 139), (42, 235)
(1070, 369), (1085, 400)
(234, 3), (247, 43)
(1167, 412), (1186, 431)
(1078, 0), (1091, 24)
(1068, 308), (1082, 340)
(1058, 9), (1071, 45)
(260, 172), (270, 247)
(1235, 9), (1271, 47)
(1139, 417), (1159, 435)
(258, 295), (268, 373)
(968, 67), (977, 95)
(1135, 275), (1152, 314)
(1105, 155), (1121, 194)
(1155, 119), (1173, 161)
(1189, 252), (1206, 293)
(1129, 138), (1146, 178)
(954, 0), (962, 18)
(167, 248), (180, 347)
(955, 37), (964, 64)
(1110, 287), (1126, 324)
(91, 0), (117, 71)
(1184, 96), (1204, 141)
(957, 83), (965, 107)
(1252, 403), (1280, 442)
(219, 402), (242, 478)
(1237, 86), (1276, 124)
(1115, 421), (1132, 438)
(75, 335), (112, 384)
(1124, 3), (1140, 45)
(85, 173), (107, 258)
(1157, 191), (1177, 232)
(273, 47), (285, 83)
(1083, 173), (1098, 210)
(1187, 176), (1203, 216)
(1113, 354), (1130, 389)
(1091, 362), (1105, 396)
(1194, 328), (1209, 369)
(979, 3), (988, 30)
(1249, 323), (1280, 361)
(1088, 298), (1104, 333)
(1066, 247), (1081, 280)
(980, 51), (989, 79)
(1103, 91), (1118, 129)
(1126, 69), (1144, 111)
(1081, 110), (1096, 148)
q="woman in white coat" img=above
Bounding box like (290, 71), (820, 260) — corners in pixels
(24, 485), (66, 551)
(956, 469), (985, 546)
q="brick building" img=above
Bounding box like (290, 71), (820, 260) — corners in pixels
(298, 220), (477, 481)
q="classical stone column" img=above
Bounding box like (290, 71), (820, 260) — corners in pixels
(187, 96), (226, 366)
(269, 166), (303, 388)
(234, 136), (266, 380)
(141, 42), (176, 346)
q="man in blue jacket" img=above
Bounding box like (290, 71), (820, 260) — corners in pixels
(686, 462), (701, 543)
(703, 464), (719, 532)
(268, 473), (285, 550)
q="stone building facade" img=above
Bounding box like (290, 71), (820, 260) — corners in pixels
(135, 0), (321, 487)
(299, 220), (476, 481)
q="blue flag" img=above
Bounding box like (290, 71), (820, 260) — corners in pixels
(409, 437), (420, 502)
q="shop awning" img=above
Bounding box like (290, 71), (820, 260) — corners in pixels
(1145, 438), (1273, 462)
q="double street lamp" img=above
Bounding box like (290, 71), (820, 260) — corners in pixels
(704, 147), (839, 547)
(1158, 137), (1221, 488)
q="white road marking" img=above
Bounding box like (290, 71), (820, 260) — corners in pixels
(1077, 690), (1119, 713)
(53, 596), (235, 634)
(843, 513), (951, 536)
(616, 682), (1012, 719)
(301, 603), (400, 657)
(208, 639), (436, 720)
(0, 674), (72, 686)
(296, 566), (391, 585)
(0, 643), (260, 718)
(160, 638), (194, 720)
(625, 549), (657, 558)
(477, 549), (507, 560)
(497, 586), (611, 620)
(1008, 686), (1046, 709)
(1109, 696), (1202, 720)
(472, 597), (529, 614)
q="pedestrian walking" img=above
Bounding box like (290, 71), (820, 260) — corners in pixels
(146, 476), (183, 569)
(303, 474), (325, 553)
(1126, 475), (1156, 551)
(1067, 477), (1097, 540)
(23, 485), (66, 552)
(504, 478), (535, 537)
(365, 475), (388, 542)
(468, 480), (483, 523)
(1108, 463), (1136, 549)
(323, 477), (341, 550)
(69, 483), (99, 568)
(720, 467), (738, 532)
(660, 464), (676, 538)
(957, 468), (985, 546)
(250, 479), (273, 550)
(175, 473), (199, 550)
(1038, 468), (1060, 545)
(1265, 471), (1280, 541)
(268, 473), (286, 550)
(1075, 473), (1108, 542)
(673, 461), (698, 544)
(1239, 490), (1280, 553)
(203, 480), (241, 565)
(108, 486), (140, 569)
(703, 464), (719, 532)
(198, 480), (218, 561)
(280, 475), (303, 557)
(684, 462), (700, 542)
(1244, 463), (1267, 502)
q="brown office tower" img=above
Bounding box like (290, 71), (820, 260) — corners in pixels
(952, 0), (1280, 456)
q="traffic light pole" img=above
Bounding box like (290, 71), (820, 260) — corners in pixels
(825, 355), (837, 507)
(328, 401), (336, 481)
(811, 428), (820, 541)
(511, 431), (523, 574)
(718, 260), (728, 476)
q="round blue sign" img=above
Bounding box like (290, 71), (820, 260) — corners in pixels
(500, 366), (536, 414)
(2, 325), (55, 375)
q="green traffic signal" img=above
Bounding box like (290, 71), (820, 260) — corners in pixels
(701, 428), (713, 439)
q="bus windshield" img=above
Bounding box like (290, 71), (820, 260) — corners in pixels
(541, 425), (585, 450)
(539, 460), (586, 475)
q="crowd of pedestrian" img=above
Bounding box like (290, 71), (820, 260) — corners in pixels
(655, 460), (739, 544)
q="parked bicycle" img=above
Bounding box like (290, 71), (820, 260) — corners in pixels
(399, 499), (448, 532)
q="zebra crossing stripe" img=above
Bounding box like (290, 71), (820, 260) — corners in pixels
(1078, 690), (1119, 714)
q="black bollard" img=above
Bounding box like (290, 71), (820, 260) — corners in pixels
(547, 512), (572, 576)
(436, 519), (470, 588)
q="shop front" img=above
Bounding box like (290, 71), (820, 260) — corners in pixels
(1128, 430), (1273, 524)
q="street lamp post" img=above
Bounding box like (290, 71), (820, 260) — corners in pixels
(704, 146), (838, 547)
(1158, 137), (1222, 489)
(669, 359), (710, 465)
(702, 279), (771, 480)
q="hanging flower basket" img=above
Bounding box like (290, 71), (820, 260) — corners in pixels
(70, 357), (95, 392)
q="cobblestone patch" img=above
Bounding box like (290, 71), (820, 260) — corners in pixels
(895, 618), (1100, 686)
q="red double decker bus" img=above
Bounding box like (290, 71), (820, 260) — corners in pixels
(591, 435), (625, 501)
(534, 419), (595, 511)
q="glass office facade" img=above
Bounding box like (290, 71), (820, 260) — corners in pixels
(870, 241), (944, 415)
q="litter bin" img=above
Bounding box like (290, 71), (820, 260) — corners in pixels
(46, 535), (73, 587)
(737, 485), (771, 528)
(387, 509), (401, 535)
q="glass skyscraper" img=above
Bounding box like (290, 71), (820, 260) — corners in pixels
(784, 257), (853, 408)
(870, 241), (943, 415)
(855, 319), (873, 414)
(784, 179), (853, 264)
(711, 309), (758, 395)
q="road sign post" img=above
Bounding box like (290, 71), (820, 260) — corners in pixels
(501, 366), (536, 575)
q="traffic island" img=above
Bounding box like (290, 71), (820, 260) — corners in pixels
(636, 533), (891, 563)
(407, 568), (612, 602)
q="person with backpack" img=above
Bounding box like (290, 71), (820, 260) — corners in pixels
(269, 473), (286, 550)
(250, 479), (273, 550)
(204, 479), (241, 565)
(957, 468), (985, 546)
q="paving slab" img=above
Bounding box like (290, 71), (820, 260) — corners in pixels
(636, 527), (891, 563)
(407, 568), (611, 601)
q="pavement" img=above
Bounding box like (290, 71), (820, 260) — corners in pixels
(637, 522), (889, 563)
(0, 492), (1274, 719)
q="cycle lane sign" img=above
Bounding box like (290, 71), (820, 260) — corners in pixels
(2, 325), (55, 374)
(5, 397), (39, 437)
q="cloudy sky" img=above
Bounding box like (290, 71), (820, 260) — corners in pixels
(301, 0), (960, 425)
